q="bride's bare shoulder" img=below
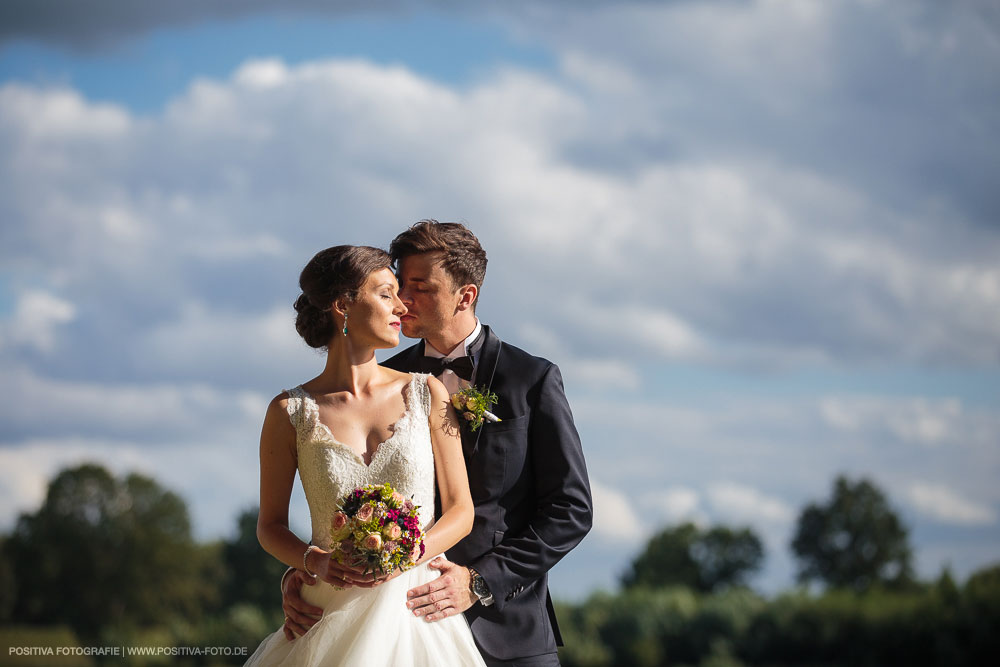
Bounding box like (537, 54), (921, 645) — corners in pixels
(379, 366), (412, 387)
(267, 390), (292, 410)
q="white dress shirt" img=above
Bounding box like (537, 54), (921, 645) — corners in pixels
(423, 319), (483, 395)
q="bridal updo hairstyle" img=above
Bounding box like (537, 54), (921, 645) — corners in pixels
(294, 245), (392, 349)
(388, 220), (487, 310)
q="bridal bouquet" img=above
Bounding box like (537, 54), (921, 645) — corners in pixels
(329, 483), (424, 580)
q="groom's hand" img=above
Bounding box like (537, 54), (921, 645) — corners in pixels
(405, 557), (476, 622)
(281, 569), (322, 640)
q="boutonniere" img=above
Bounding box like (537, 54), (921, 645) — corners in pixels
(450, 386), (501, 432)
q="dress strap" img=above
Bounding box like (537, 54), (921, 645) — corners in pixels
(283, 385), (310, 434)
(407, 373), (433, 419)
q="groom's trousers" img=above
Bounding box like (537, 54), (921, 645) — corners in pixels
(482, 652), (560, 667)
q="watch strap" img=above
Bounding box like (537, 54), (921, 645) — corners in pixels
(468, 567), (494, 606)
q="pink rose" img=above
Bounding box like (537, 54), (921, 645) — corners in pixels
(356, 503), (375, 522)
(383, 523), (402, 540)
(331, 511), (348, 531)
(409, 543), (422, 564)
(391, 491), (405, 505)
(362, 533), (382, 551)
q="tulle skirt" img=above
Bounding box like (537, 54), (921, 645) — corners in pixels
(245, 559), (486, 666)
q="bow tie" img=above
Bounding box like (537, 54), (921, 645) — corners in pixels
(417, 355), (475, 381)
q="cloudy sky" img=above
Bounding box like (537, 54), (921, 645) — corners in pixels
(1, 0), (998, 598)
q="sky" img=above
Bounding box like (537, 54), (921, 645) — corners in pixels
(0, 0), (998, 599)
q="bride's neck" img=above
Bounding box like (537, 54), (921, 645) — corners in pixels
(316, 339), (380, 395)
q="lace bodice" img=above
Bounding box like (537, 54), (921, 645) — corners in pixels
(285, 373), (436, 550)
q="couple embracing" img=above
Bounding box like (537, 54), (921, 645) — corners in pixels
(247, 221), (593, 666)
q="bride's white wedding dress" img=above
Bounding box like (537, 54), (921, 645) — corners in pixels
(246, 373), (486, 666)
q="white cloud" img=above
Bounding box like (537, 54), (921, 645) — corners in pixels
(820, 397), (963, 447)
(590, 480), (645, 543)
(0, 289), (76, 352)
(138, 302), (313, 383)
(516, 322), (641, 390)
(640, 487), (704, 526)
(3, 47), (999, 370)
(597, 302), (704, 360)
(0, 367), (266, 441)
(563, 359), (641, 392)
(707, 482), (796, 525)
(187, 233), (288, 260)
(906, 482), (997, 526)
(0, 83), (131, 141)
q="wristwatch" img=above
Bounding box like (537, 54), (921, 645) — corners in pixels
(468, 567), (494, 607)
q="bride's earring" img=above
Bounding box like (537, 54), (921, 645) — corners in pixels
(342, 313), (348, 336)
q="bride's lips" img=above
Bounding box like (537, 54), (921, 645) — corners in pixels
(390, 322), (401, 330)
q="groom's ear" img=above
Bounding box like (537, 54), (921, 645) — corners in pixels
(456, 284), (478, 311)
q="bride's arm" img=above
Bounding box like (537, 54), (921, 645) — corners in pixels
(417, 376), (474, 562)
(256, 394), (371, 588)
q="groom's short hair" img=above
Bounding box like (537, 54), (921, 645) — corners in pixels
(389, 220), (488, 304)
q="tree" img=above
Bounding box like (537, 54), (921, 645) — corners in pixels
(0, 537), (13, 622)
(692, 526), (767, 592)
(5, 463), (209, 638)
(622, 522), (764, 593)
(221, 507), (289, 610)
(963, 561), (1000, 664)
(791, 475), (913, 592)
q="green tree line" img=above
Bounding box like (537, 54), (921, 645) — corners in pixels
(0, 464), (997, 665)
(0, 464), (285, 665)
(558, 476), (999, 666)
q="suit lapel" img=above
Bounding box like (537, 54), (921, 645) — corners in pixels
(393, 330), (502, 460)
(464, 325), (502, 458)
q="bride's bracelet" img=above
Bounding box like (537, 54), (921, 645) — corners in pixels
(303, 545), (322, 578)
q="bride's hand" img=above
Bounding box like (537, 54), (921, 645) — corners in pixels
(370, 566), (404, 587)
(306, 549), (380, 588)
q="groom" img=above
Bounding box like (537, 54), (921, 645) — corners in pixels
(281, 220), (593, 666)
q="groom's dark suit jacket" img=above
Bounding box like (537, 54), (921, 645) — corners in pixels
(384, 325), (593, 661)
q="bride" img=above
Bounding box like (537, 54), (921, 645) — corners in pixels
(246, 245), (486, 666)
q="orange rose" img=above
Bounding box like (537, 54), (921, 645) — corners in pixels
(383, 523), (402, 540)
(356, 503), (375, 522)
(362, 533), (382, 551)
